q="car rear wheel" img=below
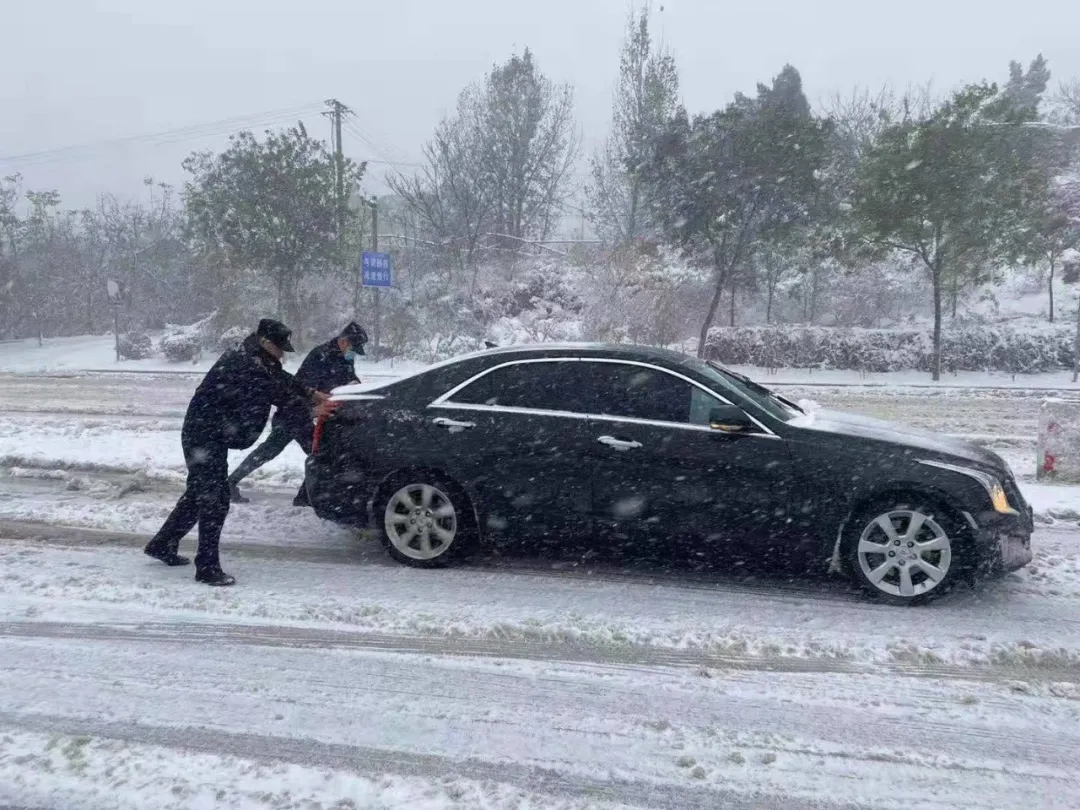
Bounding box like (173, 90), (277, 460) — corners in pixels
(843, 500), (964, 605)
(379, 477), (473, 567)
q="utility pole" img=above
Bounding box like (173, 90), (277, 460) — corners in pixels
(324, 99), (351, 282)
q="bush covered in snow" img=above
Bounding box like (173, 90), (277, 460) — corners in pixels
(160, 333), (202, 363)
(116, 331), (153, 360)
(214, 325), (248, 352)
(159, 314), (218, 363)
(703, 324), (1077, 374)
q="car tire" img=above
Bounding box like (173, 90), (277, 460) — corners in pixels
(842, 497), (969, 605)
(377, 474), (476, 568)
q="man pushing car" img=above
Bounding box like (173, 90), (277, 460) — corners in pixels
(143, 318), (331, 586)
(228, 321), (368, 507)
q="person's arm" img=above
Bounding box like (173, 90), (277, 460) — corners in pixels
(260, 356), (323, 409)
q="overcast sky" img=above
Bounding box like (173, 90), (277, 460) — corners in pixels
(3, 0), (1078, 210)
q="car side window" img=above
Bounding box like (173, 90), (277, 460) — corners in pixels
(592, 363), (723, 426)
(447, 361), (597, 414)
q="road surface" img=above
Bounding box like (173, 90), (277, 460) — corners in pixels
(0, 371), (1078, 809)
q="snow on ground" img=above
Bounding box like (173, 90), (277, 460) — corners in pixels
(3, 530), (1080, 668)
(3, 367), (1080, 808)
(4, 331), (1080, 389)
(0, 412), (308, 488)
(2, 575), (1080, 810)
(2, 376), (1076, 524)
(0, 333), (426, 378)
(0, 730), (623, 810)
(741, 366), (1080, 389)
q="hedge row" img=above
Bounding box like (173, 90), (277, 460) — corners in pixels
(702, 325), (1077, 374)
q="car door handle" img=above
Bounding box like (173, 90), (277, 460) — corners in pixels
(597, 435), (642, 451)
(432, 416), (475, 431)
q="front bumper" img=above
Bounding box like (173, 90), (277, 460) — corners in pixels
(972, 505), (1034, 577)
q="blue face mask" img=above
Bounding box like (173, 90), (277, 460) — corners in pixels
(344, 350), (357, 362)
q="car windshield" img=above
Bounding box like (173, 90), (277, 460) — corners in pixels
(696, 360), (802, 422)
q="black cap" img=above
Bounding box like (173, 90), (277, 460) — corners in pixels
(340, 321), (368, 355)
(256, 318), (295, 352)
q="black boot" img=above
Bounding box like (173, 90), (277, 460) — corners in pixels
(195, 568), (236, 586)
(229, 484), (250, 504)
(144, 542), (191, 567)
(292, 485), (311, 508)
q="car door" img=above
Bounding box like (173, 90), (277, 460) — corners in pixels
(426, 358), (596, 548)
(583, 360), (801, 562)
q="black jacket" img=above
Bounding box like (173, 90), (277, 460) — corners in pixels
(184, 334), (313, 449)
(272, 337), (360, 433)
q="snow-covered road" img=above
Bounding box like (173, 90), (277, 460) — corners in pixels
(2, 371), (1080, 808)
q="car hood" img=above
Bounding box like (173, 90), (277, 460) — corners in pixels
(787, 408), (1007, 471)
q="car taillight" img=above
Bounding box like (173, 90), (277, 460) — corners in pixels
(311, 401), (343, 457)
(312, 413), (327, 454)
(312, 402), (340, 454)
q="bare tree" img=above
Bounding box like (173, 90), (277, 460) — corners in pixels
(481, 48), (580, 242)
(391, 48), (579, 279)
(1051, 77), (1080, 124)
(0, 175), (22, 337)
(388, 84), (494, 283)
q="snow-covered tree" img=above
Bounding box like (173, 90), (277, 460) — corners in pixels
(391, 48), (579, 271)
(854, 60), (1061, 379)
(645, 65), (830, 355)
(182, 124), (363, 335)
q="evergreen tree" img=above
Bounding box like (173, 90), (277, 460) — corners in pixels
(588, 4), (680, 245)
(853, 64), (1060, 379)
(182, 124), (363, 336)
(645, 65), (830, 355)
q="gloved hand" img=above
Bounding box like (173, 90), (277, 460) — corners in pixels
(314, 398), (339, 420)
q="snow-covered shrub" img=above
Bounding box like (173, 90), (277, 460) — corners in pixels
(214, 325), (248, 352)
(161, 333), (202, 363)
(117, 331), (153, 360)
(160, 312), (216, 362)
(576, 245), (703, 348)
(703, 324), (1075, 374)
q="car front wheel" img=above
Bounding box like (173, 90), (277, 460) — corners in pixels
(379, 478), (472, 567)
(844, 501), (964, 604)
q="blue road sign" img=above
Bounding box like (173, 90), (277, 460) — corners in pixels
(361, 251), (393, 288)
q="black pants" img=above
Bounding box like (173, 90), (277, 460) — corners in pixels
(227, 423), (312, 497)
(148, 428), (231, 572)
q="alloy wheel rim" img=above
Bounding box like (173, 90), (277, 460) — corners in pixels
(857, 509), (952, 598)
(385, 483), (458, 560)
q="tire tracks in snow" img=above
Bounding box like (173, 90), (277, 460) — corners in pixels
(5, 517), (1080, 621)
(0, 711), (863, 810)
(0, 518), (1011, 609)
(2, 618), (1078, 687)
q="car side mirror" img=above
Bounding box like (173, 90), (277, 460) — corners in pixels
(708, 405), (756, 434)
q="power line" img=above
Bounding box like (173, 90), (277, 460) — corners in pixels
(0, 103), (324, 169)
(341, 121), (413, 169)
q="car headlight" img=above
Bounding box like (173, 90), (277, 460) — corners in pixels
(988, 480), (1014, 514)
(918, 459), (1018, 515)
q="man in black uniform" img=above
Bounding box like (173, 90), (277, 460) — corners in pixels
(228, 321), (367, 507)
(143, 319), (329, 586)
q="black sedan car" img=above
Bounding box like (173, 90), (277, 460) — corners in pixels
(306, 343), (1033, 604)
